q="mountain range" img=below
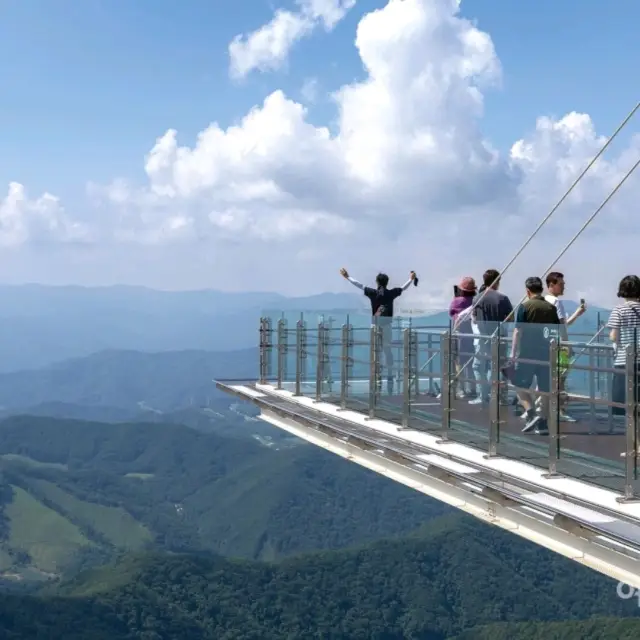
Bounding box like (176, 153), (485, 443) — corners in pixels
(0, 284), (611, 372)
(0, 284), (363, 371)
(0, 415), (450, 583)
(1, 515), (638, 639)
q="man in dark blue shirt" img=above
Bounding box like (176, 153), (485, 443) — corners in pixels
(340, 268), (415, 393)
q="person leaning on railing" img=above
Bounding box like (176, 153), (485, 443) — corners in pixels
(607, 274), (640, 416)
(544, 272), (587, 423)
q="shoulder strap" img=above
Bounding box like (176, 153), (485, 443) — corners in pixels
(629, 302), (640, 321)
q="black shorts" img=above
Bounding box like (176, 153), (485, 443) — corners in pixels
(514, 363), (550, 392)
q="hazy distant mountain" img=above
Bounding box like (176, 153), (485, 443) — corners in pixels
(0, 285), (362, 371)
(0, 284), (611, 373)
(0, 348), (256, 413)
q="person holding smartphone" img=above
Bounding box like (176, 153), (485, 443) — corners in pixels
(544, 272), (587, 423)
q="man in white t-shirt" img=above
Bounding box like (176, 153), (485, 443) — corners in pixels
(543, 272), (586, 422)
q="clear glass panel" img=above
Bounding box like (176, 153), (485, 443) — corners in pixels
(257, 308), (640, 500)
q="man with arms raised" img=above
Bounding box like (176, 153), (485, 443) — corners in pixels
(340, 268), (416, 394)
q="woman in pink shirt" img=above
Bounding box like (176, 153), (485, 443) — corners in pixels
(449, 277), (477, 399)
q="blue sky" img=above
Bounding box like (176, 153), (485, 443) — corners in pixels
(0, 0), (638, 301)
(2, 0), (637, 199)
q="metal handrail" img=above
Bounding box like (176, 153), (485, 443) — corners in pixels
(258, 313), (639, 502)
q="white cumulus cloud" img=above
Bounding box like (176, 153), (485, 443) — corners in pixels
(5, 0), (640, 304)
(229, 0), (356, 79)
(0, 182), (91, 247)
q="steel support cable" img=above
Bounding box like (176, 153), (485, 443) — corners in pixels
(410, 101), (640, 385)
(468, 100), (640, 318)
(449, 155), (640, 384)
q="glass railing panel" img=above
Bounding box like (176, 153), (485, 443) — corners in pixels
(494, 327), (559, 472)
(256, 307), (640, 501)
(401, 326), (445, 432)
(556, 337), (638, 496)
(440, 320), (500, 450)
(317, 324), (342, 404)
(343, 325), (372, 412)
(368, 315), (449, 427)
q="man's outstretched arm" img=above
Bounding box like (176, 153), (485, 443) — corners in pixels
(397, 271), (417, 293)
(339, 267), (365, 290)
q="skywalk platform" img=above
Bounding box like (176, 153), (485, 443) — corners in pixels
(215, 313), (640, 588)
(217, 380), (640, 589)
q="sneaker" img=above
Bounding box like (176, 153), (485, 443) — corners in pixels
(456, 390), (467, 400)
(468, 396), (488, 405)
(559, 412), (576, 423)
(534, 420), (549, 435)
(522, 412), (542, 433)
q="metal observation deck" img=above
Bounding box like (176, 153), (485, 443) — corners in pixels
(216, 310), (640, 589)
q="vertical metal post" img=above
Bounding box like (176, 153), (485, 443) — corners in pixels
(315, 321), (325, 402)
(588, 347), (596, 423)
(487, 335), (500, 457)
(545, 339), (561, 478)
(596, 312), (602, 397)
(618, 344), (639, 502)
(402, 328), (411, 428)
(276, 318), (286, 390)
(264, 317), (273, 382)
(438, 331), (451, 440)
(259, 317), (266, 384)
(340, 324), (350, 409)
(294, 320), (303, 396)
(368, 325), (378, 419)
(324, 317), (334, 394)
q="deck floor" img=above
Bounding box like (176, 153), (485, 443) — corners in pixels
(300, 387), (636, 494)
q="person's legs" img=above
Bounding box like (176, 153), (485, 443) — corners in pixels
(379, 321), (394, 394)
(515, 364), (546, 433)
(557, 348), (575, 422)
(536, 364), (551, 421)
(611, 365), (626, 416)
(470, 339), (490, 404)
(514, 364), (535, 413)
(457, 337), (476, 398)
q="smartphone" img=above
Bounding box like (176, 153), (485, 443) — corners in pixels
(453, 285), (459, 297)
(580, 298), (585, 307)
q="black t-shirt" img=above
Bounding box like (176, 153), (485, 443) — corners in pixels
(474, 289), (513, 333)
(364, 286), (403, 318)
(515, 296), (560, 358)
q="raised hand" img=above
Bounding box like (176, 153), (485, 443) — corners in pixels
(340, 267), (349, 278)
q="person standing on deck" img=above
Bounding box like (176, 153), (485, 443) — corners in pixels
(450, 277), (477, 399)
(468, 269), (513, 406)
(509, 277), (560, 435)
(543, 272), (586, 422)
(340, 268), (416, 394)
(607, 275), (640, 418)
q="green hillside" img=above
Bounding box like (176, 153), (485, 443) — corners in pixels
(451, 618), (640, 640)
(1, 515), (638, 639)
(0, 415), (448, 581)
(0, 348), (257, 412)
